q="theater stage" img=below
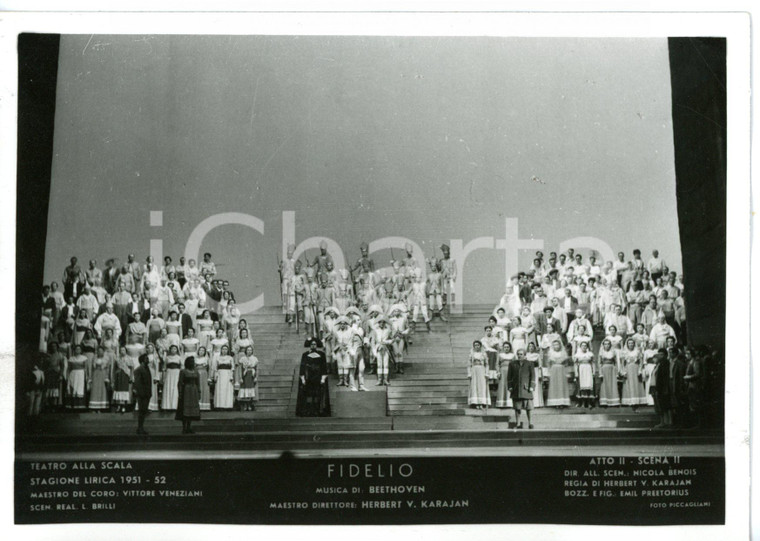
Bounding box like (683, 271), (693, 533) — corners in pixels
(17, 306), (722, 459)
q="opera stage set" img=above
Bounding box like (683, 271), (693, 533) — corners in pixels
(16, 35), (725, 457)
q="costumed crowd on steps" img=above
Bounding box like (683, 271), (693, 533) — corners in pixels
(25, 243), (722, 432)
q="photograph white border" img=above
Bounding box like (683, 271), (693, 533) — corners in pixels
(0, 5), (751, 540)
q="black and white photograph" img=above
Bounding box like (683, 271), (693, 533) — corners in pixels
(3, 7), (752, 538)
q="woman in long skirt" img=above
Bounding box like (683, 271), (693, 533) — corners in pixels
(176, 356), (201, 434)
(235, 345), (259, 411)
(295, 337), (331, 417)
(66, 344), (88, 409)
(211, 344), (235, 409)
(44, 341), (67, 410)
(620, 338), (647, 408)
(88, 346), (111, 411)
(196, 310), (215, 351)
(144, 343), (161, 411)
(546, 340), (571, 407)
(642, 340), (658, 405)
(494, 342), (515, 408)
(598, 338), (621, 406)
(481, 326), (500, 381)
(526, 342), (544, 408)
(195, 346), (212, 411)
(111, 346), (133, 413)
(467, 340), (490, 409)
(161, 345), (183, 411)
(573, 341), (595, 409)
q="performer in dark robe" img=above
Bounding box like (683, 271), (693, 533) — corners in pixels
(296, 338), (330, 417)
(176, 356), (201, 433)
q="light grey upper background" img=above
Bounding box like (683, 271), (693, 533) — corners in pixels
(44, 35), (681, 306)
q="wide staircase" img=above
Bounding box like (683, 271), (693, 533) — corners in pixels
(24, 304), (712, 444)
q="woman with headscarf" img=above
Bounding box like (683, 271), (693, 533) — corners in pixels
(176, 356), (201, 434)
(546, 339), (571, 408)
(598, 338), (621, 407)
(467, 340), (490, 410)
(235, 345), (259, 411)
(296, 337), (330, 417)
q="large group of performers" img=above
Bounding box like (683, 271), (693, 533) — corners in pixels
(33, 252), (258, 416)
(26, 242), (714, 431)
(467, 248), (710, 430)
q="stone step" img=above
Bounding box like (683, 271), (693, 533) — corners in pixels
(386, 382), (468, 389)
(392, 409), (467, 416)
(389, 396), (468, 403)
(388, 390), (468, 398)
(391, 403), (463, 411)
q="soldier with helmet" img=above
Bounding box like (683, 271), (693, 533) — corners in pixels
(309, 240), (334, 274)
(279, 243), (297, 325)
(439, 243), (457, 314)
